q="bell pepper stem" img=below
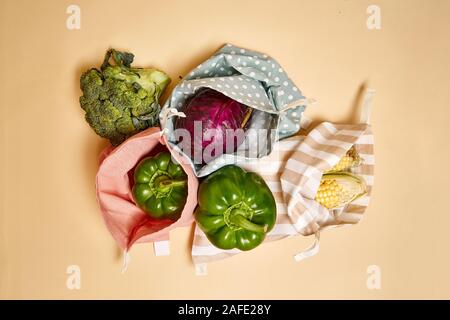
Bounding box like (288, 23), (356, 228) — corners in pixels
(157, 179), (187, 193)
(229, 214), (267, 233)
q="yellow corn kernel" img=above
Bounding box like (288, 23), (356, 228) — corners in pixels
(315, 172), (367, 209)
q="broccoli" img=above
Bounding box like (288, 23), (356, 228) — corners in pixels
(79, 49), (170, 146)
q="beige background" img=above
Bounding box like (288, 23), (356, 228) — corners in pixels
(1, 0), (449, 299)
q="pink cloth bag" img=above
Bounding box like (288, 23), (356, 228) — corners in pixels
(96, 127), (198, 253)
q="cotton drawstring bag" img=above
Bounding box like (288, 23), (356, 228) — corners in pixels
(96, 127), (199, 271)
(160, 43), (315, 177)
(191, 89), (375, 275)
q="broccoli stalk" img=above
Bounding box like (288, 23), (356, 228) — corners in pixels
(80, 49), (170, 146)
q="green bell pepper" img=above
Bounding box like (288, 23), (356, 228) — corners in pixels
(195, 165), (276, 251)
(132, 152), (188, 220)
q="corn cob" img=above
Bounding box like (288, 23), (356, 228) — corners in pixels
(325, 146), (362, 173)
(315, 172), (366, 209)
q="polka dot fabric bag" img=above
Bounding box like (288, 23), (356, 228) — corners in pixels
(160, 44), (315, 177)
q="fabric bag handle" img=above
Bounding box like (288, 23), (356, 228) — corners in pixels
(121, 240), (171, 273)
(153, 240), (170, 256)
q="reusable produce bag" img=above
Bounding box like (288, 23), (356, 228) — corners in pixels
(160, 44), (314, 177)
(96, 127), (198, 269)
(191, 89), (375, 275)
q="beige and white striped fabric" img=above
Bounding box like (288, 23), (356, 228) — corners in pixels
(191, 91), (375, 272)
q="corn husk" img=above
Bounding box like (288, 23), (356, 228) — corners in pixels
(325, 146), (362, 173)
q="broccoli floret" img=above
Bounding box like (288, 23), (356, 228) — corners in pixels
(79, 49), (170, 146)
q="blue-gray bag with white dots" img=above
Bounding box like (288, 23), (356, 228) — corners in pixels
(160, 44), (313, 177)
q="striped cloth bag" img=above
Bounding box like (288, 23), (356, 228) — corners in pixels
(191, 89), (375, 275)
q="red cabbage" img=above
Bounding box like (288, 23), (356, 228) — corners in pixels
(175, 88), (250, 164)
